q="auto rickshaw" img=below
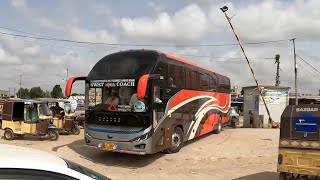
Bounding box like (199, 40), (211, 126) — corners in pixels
(278, 104), (320, 179)
(1, 98), (59, 141)
(36, 98), (80, 135)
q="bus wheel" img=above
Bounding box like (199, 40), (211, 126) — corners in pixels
(213, 117), (222, 134)
(4, 129), (14, 140)
(164, 127), (184, 154)
(278, 172), (288, 180)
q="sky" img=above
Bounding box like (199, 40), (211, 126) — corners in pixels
(0, 0), (320, 95)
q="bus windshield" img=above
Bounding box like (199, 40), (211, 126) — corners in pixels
(86, 51), (158, 112)
(86, 51), (158, 80)
(88, 86), (138, 112)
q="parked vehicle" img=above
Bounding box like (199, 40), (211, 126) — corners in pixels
(36, 98), (80, 135)
(0, 99), (5, 128)
(228, 106), (239, 128)
(1, 98), (59, 141)
(0, 144), (110, 180)
(75, 100), (85, 126)
(66, 49), (231, 155)
(278, 104), (320, 179)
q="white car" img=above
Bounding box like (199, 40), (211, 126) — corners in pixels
(0, 144), (110, 180)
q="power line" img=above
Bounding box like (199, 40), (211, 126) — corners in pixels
(0, 26), (291, 47)
(174, 53), (274, 59)
(296, 61), (320, 81)
(296, 54), (320, 75)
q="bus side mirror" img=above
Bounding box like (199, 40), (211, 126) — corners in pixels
(137, 74), (162, 100)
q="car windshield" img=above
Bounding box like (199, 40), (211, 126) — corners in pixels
(64, 159), (110, 180)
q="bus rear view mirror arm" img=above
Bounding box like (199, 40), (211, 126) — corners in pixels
(65, 76), (86, 97)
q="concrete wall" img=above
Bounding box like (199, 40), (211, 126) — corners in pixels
(259, 90), (289, 127)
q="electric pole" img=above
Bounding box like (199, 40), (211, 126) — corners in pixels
(220, 6), (273, 124)
(275, 54), (280, 86)
(291, 38), (298, 105)
(66, 68), (69, 83)
(19, 74), (22, 98)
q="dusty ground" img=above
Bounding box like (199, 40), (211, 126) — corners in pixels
(0, 126), (280, 180)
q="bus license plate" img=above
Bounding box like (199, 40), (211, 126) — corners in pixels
(104, 143), (115, 150)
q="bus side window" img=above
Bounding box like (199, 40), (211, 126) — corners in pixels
(168, 64), (185, 88)
(154, 86), (163, 104)
(209, 74), (217, 92)
(200, 73), (209, 91)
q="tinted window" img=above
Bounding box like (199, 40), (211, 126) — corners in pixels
(186, 68), (199, 90)
(64, 159), (110, 180)
(168, 64), (185, 88)
(209, 74), (218, 92)
(0, 169), (77, 180)
(87, 51), (158, 80)
(218, 76), (231, 93)
(199, 73), (209, 91)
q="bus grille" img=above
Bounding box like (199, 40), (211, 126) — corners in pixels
(87, 124), (144, 132)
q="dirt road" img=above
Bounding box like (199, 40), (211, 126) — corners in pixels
(0, 128), (280, 180)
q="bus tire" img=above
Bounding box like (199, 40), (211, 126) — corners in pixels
(213, 117), (222, 134)
(4, 129), (14, 140)
(164, 127), (184, 154)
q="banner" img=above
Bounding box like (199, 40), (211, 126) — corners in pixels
(90, 79), (135, 88)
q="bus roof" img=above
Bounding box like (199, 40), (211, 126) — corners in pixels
(116, 49), (228, 78)
(164, 53), (227, 77)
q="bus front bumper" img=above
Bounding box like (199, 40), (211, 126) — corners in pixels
(84, 134), (153, 155)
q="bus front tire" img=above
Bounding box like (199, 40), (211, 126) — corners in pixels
(213, 117), (222, 134)
(164, 127), (184, 154)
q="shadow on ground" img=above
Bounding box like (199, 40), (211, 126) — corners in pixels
(233, 171), (279, 180)
(53, 139), (164, 169)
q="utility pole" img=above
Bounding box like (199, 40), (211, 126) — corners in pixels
(66, 68), (69, 83)
(19, 74), (22, 98)
(291, 38), (298, 105)
(275, 54), (280, 86)
(220, 6), (273, 124)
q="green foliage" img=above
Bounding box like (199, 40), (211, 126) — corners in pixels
(30, 87), (45, 99)
(16, 88), (30, 99)
(50, 85), (64, 98)
(43, 90), (51, 98)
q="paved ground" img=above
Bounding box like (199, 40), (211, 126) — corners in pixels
(0, 126), (280, 180)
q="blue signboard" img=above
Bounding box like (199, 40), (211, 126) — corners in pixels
(294, 113), (320, 133)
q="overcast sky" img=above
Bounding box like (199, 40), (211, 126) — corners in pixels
(0, 0), (319, 95)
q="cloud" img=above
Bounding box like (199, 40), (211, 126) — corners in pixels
(10, 0), (56, 29)
(69, 27), (118, 43)
(115, 4), (208, 43)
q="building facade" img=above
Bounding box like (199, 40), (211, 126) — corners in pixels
(243, 85), (290, 128)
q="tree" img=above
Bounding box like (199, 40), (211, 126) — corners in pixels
(30, 87), (44, 99)
(43, 90), (51, 98)
(16, 88), (30, 99)
(51, 85), (64, 98)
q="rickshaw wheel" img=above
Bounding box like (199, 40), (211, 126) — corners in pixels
(71, 126), (80, 135)
(279, 172), (288, 180)
(4, 129), (14, 140)
(48, 130), (59, 141)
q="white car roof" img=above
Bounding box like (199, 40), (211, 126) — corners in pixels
(0, 144), (94, 180)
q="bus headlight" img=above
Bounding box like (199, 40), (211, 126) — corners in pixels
(130, 131), (153, 142)
(133, 100), (147, 112)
